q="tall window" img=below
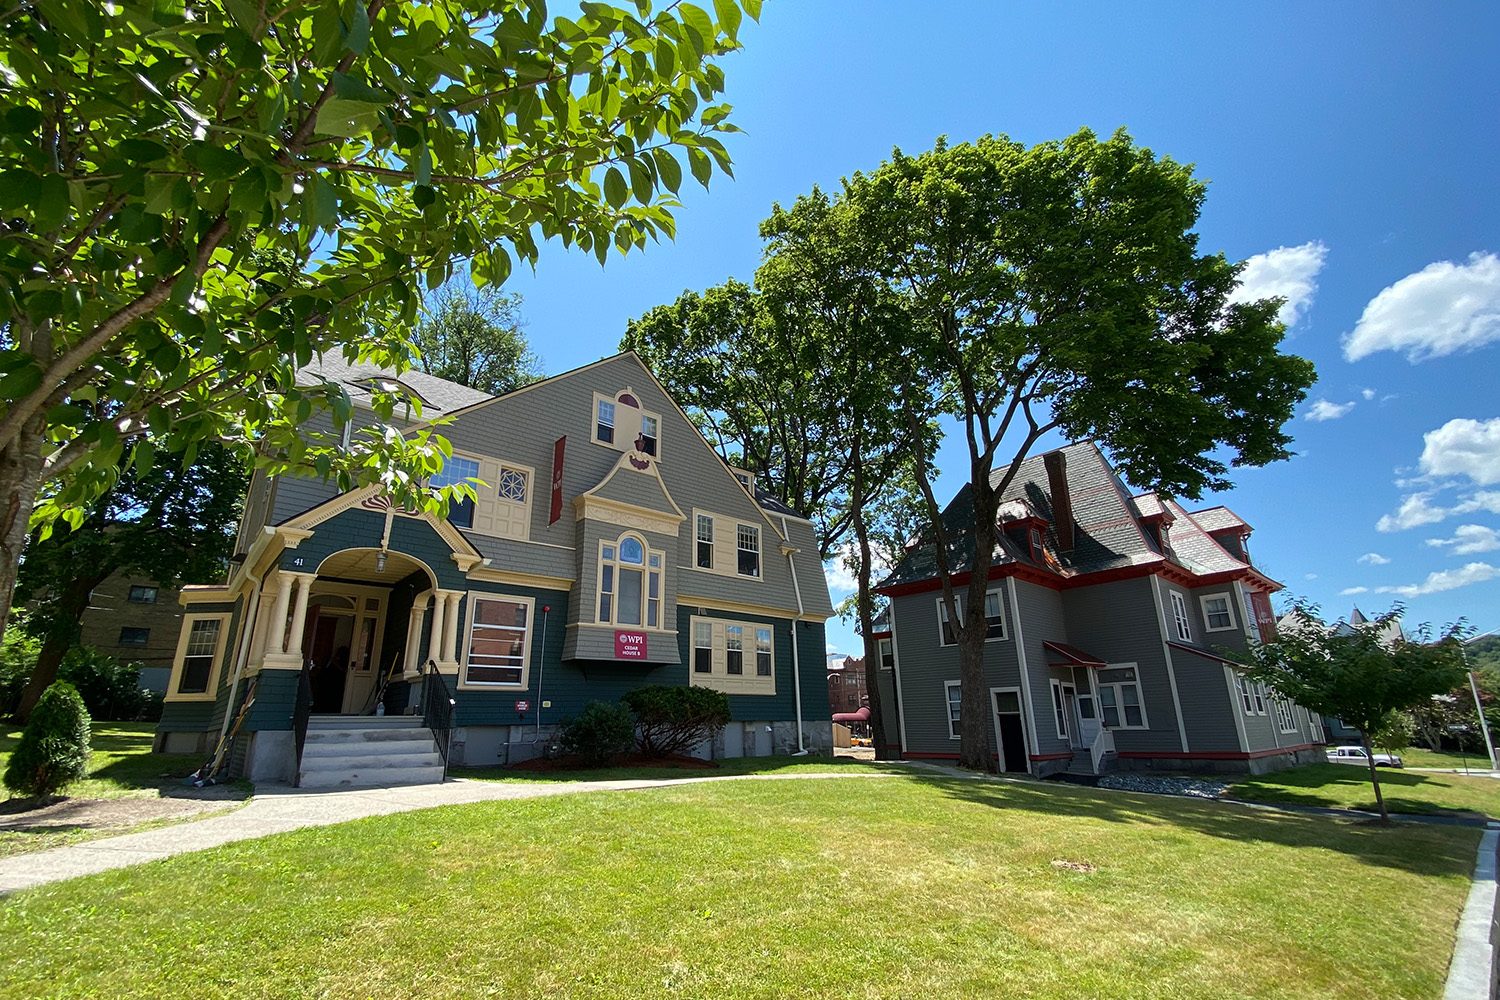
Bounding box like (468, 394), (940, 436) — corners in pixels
(694, 621), (712, 673)
(1236, 674), (1255, 714)
(432, 454), (481, 528)
(1252, 682), (1267, 715)
(1169, 590), (1192, 641)
(1201, 594), (1235, 631)
(178, 619), (222, 694)
(983, 591), (1007, 639)
(726, 625), (744, 674)
(465, 596), (530, 686)
(938, 592), (1006, 645)
(878, 637), (894, 670)
(1050, 681), (1070, 740)
(737, 523), (760, 578)
(945, 681), (962, 738)
(696, 514), (714, 569)
(939, 600), (959, 645)
(596, 399), (615, 443)
(640, 414), (658, 456)
(1274, 698), (1298, 734)
(755, 627), (772, 676)
(599, 535), (662, 628)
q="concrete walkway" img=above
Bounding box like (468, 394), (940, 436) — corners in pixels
(0, 772), (898, 895)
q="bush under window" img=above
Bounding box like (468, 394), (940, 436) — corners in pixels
(620, 685), (731, 758)
(556, 700), (636, 767)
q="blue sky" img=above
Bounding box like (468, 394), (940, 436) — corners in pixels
(504, 2), (1500, 656)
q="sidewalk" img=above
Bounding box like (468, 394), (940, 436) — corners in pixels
(0, 771), (898, 894)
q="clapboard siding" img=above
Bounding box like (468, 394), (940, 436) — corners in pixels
(1014, 580), (1071, 757)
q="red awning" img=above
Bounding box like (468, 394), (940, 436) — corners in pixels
(1167, 641), (1241, 666)
(831, 706), (871, 723)
(1043, 641), (1107, 668)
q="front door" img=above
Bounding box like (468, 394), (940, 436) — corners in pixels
(992, 690), (1029, 774)
(305, 612), (349, 714)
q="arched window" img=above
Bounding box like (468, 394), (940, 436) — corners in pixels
(598, 533), (663, 628)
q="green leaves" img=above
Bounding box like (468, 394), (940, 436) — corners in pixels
(603, 166), (629, 209)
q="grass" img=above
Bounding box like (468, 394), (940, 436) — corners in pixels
(1229, 762), (1500, 818)
(455, 751), (914, 783)
(0, 722), (249, 857)
(0, 772), (1479, 999)
(1403, 747), (1497, 771)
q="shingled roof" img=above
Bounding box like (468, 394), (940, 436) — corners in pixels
(298, 354), (494, 419)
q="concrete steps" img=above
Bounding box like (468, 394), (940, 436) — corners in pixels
(297, 716), (446, 789)
(1063, 748), (1118, 776)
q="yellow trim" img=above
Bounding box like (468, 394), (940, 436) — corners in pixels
(178, 587), (231, 606)
(165, 613), (233, 703)
(593, 533), (668, 630)
(687, 614), (777, 696)
(457, 591), (536, 692)
(574, 494), (683, 536)
(676, 593), (828, 624)
(467, 565), (574, 591)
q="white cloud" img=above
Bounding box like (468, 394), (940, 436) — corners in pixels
(1344, 252), (1500, 362)
(826, 643), (840, 654)
(1361, 388), (1376, 401)
(1376, 490), (1500, 532)
(1419, 418), (1500, 486)
(1426, 524), (1500, 556)
(1357, 552), (1391, 565)
(1228, 241), (1328, 328)
(1376, 562), (1500, 597)
(1340, 586), (1369, 596)
(1304, 573), (1319, 580)
(823, 559), (857, 596)
(1305, 398), (1356, 422)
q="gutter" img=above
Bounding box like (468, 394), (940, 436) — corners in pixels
(780, 517), (808, 755)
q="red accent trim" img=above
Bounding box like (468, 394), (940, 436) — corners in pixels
(1043, 640), (1108, 668)
(1117, 742), (1320, 761)
(1167, 642), (1240, 665)
(1029, 752), (1074, 761)
(877, 560), (1285, 600)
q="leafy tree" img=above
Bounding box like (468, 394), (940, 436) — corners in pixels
(0, 0), (756, 642)
(844, 129), (1317, 771)
(1369, 711), (1413, 756)
(415, 282), (543, 395)
(11, 443), (247, 720)
(1240, 605), (1467, 822)
(2, 680), (90, 799)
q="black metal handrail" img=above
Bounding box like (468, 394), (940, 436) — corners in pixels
(421, 660), (455, 781)
(291, 660), (313, 787)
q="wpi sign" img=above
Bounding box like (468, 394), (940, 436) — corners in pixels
(615, 631), (648, 659)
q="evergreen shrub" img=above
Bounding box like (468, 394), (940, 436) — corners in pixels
(620, 685), (731, 758)
(3, 681), (91, 798)
(556, 700), (636, 767)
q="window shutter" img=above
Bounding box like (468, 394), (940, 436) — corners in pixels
(714, 518), (735, 576)
(712, 622), (726, 672)
(472, 458), (501, 535)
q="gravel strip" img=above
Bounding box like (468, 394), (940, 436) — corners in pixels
(1098, 774), (1229, 799)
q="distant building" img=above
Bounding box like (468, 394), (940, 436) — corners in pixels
(827, 656), (869, 716)
(79, 570), (183, 692)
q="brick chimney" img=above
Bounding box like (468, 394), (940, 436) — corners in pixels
(1043, 451), (1075, 551)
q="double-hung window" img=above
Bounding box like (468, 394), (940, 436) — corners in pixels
(1201, 593), (1235, 631)
(1252, 681), (1267, 715)
(1169, 590), (1192, 641)
(737, 524), (760, 578)
(640, 414), (659, 456)
(726, 626), (744, 674)
(1236, 674), (1255, 714)
(938, 591), (1006, 645)
(596, 399), (616, 443)
(432, 454), (481, 529)
(945, 681), (962, 739)
(464, 596), (531, 687)
(598, 535), (662, 628)
(878, 637), (895, 670)
(1098, 682), (1146, 728)
(696, 514), (714, 569)
(693, 621), (712, 673)
(171, 616), (227, 698)
(755, 627), (772, 676)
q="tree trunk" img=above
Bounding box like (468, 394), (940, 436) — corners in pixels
(850, 439), (893, 760)
(1362, 732), (1390, 824)
(0, 413), (46, 699)
(15, 565), (113, 720)
(956, 503), (1000, 774)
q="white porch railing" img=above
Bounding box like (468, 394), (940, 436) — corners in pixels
(1090, 727), (1116, 774)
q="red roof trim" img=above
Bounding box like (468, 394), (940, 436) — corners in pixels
(1167, 641), (1242, 666)
(1043, 641), (1108, 668)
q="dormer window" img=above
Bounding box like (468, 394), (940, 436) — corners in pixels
(732, 468), (755, 492)
(640, 414), (658, 456)
(1029, 527), (1044, 561)
(597, 399), (615, 444)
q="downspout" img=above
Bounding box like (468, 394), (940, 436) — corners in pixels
(781, 518), (808, 755)
(536, 605), (549, 740)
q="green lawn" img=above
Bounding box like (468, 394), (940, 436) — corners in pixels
(0, 722), (249, 856)
(1403, 747), (1498, 771)
(455, 752), (913, 783)
(0, 773), (1478, 999)
(1229, 762), (1500, 817)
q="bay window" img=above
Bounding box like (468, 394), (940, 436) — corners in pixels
(598, 534), (663, 628)
(170, 616), (228, 698)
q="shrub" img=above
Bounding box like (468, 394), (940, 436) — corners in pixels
(556, 700), (637, 767)
(59, 647), (148, 721)
(3, 681), (91, 798)
(620, 685), (731, 758)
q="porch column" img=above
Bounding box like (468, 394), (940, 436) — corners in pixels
(247, 575), (280, 665)
(284, 572), (316, 660)
(403, 595), (429, 680)
(443, 591), (462, 664)
(265, 572), (292, 656)
(433, 590), (463, 673)
(427, 592), (447, 671)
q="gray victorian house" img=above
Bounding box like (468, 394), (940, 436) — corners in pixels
(874, 441), (1324, 776)
(154, 352), (834, 785)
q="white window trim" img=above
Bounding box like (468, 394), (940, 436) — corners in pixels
(166, 613), (232, 702)
(1235, 674), (1255, 715)
(688, 508), (764, 583)
(1274, 698), (1299, 734)
(736, 522), (761, 579)
(595, 533), (668, 631)
(1252, 680), (1268, 716)
(1096, 679), (1150, 730)
(1169, 590), (1192, 642)
(1199, 592), (1237, 633)
(877, 637), (894, 671)
(935, 590), (1008, 646)
(945, 680), (962, 739)
(686, 614), (777, 696)
(1049, 679), (1072, 741)
(459, 591), (535, 691)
